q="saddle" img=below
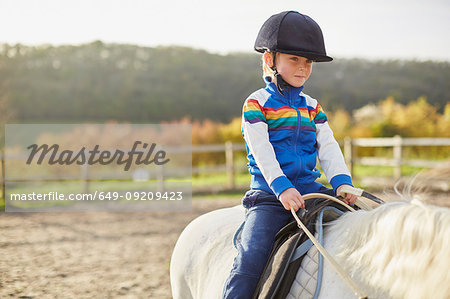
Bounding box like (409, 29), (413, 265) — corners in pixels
(250, 199), (350, 299)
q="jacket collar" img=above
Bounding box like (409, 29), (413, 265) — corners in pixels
(264, 76), (304, 104)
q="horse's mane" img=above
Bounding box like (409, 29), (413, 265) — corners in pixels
(326, 199), (450, 299)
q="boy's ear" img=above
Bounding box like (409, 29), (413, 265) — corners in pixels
(264, 52), (274, 68)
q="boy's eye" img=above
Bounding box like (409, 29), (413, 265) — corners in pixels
(306, 59), (314, 63)
(290, 57), (298, 62)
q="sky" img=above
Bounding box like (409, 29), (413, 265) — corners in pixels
(1, 0), (449, 61)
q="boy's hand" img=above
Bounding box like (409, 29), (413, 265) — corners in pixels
(279, 188), (305, 212)
(337, 184), (358, 205)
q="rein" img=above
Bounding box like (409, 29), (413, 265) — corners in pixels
(290, 190), (383, 299)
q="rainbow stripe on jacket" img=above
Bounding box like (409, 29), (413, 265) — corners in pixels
(243, 98), (327, 132)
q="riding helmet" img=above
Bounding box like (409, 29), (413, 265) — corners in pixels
(254, 11), (333, 62)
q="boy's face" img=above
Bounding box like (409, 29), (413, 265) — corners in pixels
(271, 53), (313, 88)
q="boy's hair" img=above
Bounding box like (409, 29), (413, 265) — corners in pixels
(262, 52), (276, 81)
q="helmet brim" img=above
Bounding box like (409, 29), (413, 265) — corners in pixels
(275, 49), (333, 62)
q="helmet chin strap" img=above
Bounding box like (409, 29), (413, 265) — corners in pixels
(270, 52), (292, 95)
(274, 70), (291, 95)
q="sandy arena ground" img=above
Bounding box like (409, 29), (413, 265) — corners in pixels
(0, 197), (238, 299)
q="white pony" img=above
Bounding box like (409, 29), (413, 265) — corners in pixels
(170, 198), (450, 299)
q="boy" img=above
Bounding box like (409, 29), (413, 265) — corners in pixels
(222, 11), (356, 298)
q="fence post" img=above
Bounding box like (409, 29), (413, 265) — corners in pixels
(393, 135), (403, 180)
(344, 137), (354, 178)
(81, 163), (90, 194)
(225, 141), (235, 189)
(1, 149), (5, 200)
(157, 164), (165, 192)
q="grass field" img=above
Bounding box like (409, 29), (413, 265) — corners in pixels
(192, 164), (426, 189)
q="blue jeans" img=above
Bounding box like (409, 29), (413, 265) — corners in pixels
(222, 187), (334, 299)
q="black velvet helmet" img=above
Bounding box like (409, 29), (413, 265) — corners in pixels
(254, 11), (333, 62)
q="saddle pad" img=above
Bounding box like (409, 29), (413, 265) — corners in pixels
(287, 243), (319, 299)
(252, 202), (347, 299)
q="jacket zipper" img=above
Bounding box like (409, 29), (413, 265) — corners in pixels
(290, 92), (302, 190)
(294, 107), (302, 189)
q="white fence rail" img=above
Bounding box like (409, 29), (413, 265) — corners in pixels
(344, 136), (450, 180)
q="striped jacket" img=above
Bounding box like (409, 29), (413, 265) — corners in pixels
(242, 77), (352, 198)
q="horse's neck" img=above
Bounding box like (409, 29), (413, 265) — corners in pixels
(323, 201), (450, 299)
